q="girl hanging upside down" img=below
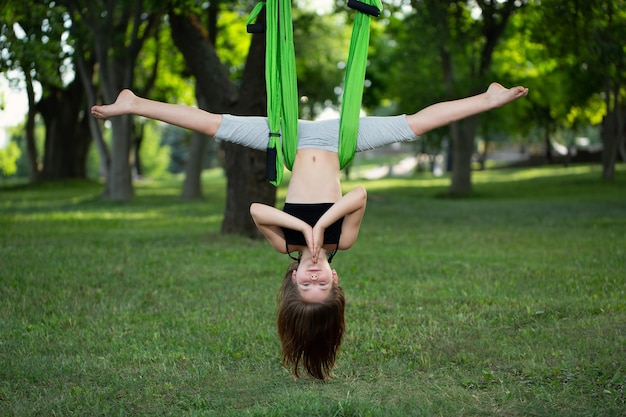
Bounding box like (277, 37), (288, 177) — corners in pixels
(91, 81), (528, 380)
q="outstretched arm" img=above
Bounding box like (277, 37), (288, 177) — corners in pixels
(91, 89), (223, 137)
(406, 82), (528, 136)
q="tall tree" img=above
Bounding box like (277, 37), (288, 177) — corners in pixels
(173, 2), (245, 200)
(179, 5), (218, 201)
(0, 4), (40, 181)
(0, 0), (92, 181)
(65, 0), (164, 200)
(169, 7), (274, 236)
(37, 80), (91, 180)
(442, 0), (524, 194)
(221, 20), (273, 236)
(382, 0), (526, 194)
(529, 0), (625, 180)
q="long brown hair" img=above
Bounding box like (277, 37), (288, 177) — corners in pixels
(276, 261), (346, 380)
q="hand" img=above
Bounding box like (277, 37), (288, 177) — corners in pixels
(310, 225), (325, 263)
(302, 226), (319, 263)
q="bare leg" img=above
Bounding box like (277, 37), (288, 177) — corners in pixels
(91, 89), (223, 137)
(406, 82), (529, 136)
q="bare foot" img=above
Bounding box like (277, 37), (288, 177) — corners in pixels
(486, 82), (529, 109)
(91, 89), (137, 119)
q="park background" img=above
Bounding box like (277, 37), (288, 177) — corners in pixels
(1, 0), (624, 416)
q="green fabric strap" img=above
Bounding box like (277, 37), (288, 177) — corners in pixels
(248, 0), (381, 186)
(248, 0), (298, 186)
(338, 0), (382, 169)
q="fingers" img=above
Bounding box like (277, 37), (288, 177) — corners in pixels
(312, 226), (325, 263)
(304, 227), (319, 263)
(311, 247), (317, 264)
(310, 239), (320, 264)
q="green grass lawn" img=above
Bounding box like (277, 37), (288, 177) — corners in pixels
(1, 164), (624, 416)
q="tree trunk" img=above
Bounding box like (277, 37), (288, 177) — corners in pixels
(221, 9), (275, 237)
(169, 9), (275, 236)
(37, 81), (91, 181)
(450, 117), (478, 196)
(221, 143), (273, 237)
(430, 0), (518, 195)
(132, 122), (144, 179)
(182, 130), (209, 199)
(620, 120), (626, 163)
(544, 130), (553, 163)
(600, 80), (624, 181)
(75, 50), (110, 182)
(169, 9), (238, 202)
(24, 73), (40, 181)
(440, 45), (478, 195)
(182, 91), (210, 200)
(107, 115), (134, 200)
(601, 104), (619, 180)
(478, 133), (490, 171)
(81, 2), (161, 200)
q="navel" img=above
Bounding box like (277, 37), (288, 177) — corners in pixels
(312, 156), (316, 162)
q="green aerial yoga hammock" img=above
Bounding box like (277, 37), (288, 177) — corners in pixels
(247, 0), (382, 186)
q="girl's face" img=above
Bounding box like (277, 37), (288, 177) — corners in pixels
(292, 258), (338, 303)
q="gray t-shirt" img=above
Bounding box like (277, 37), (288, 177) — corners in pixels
(214, 115), (418, 152)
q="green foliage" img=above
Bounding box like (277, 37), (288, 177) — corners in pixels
(86, 135), (102, 180)
(370, 5), (445, 114)
(5, 118), (45, 178)
(0, 140), (21, 176)
(160, 125), (190, 174)
(522, 0), (626, 127)
(140, 121), (172, 179)
(136, 21), (194, 103)
(0, 0), (70, 87)
(216, 8), (253, 80)
(1, 164), (624, 416)
(292, 9), (351, 118)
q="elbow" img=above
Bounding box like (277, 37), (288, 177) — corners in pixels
(338, 240), (355, 251)
(249, 202), (262, 219)
(355, 185), (367, 204)
(352, 185), (367, 197)
(250, 202), (275, 226)
(351, 186), (367, 212)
